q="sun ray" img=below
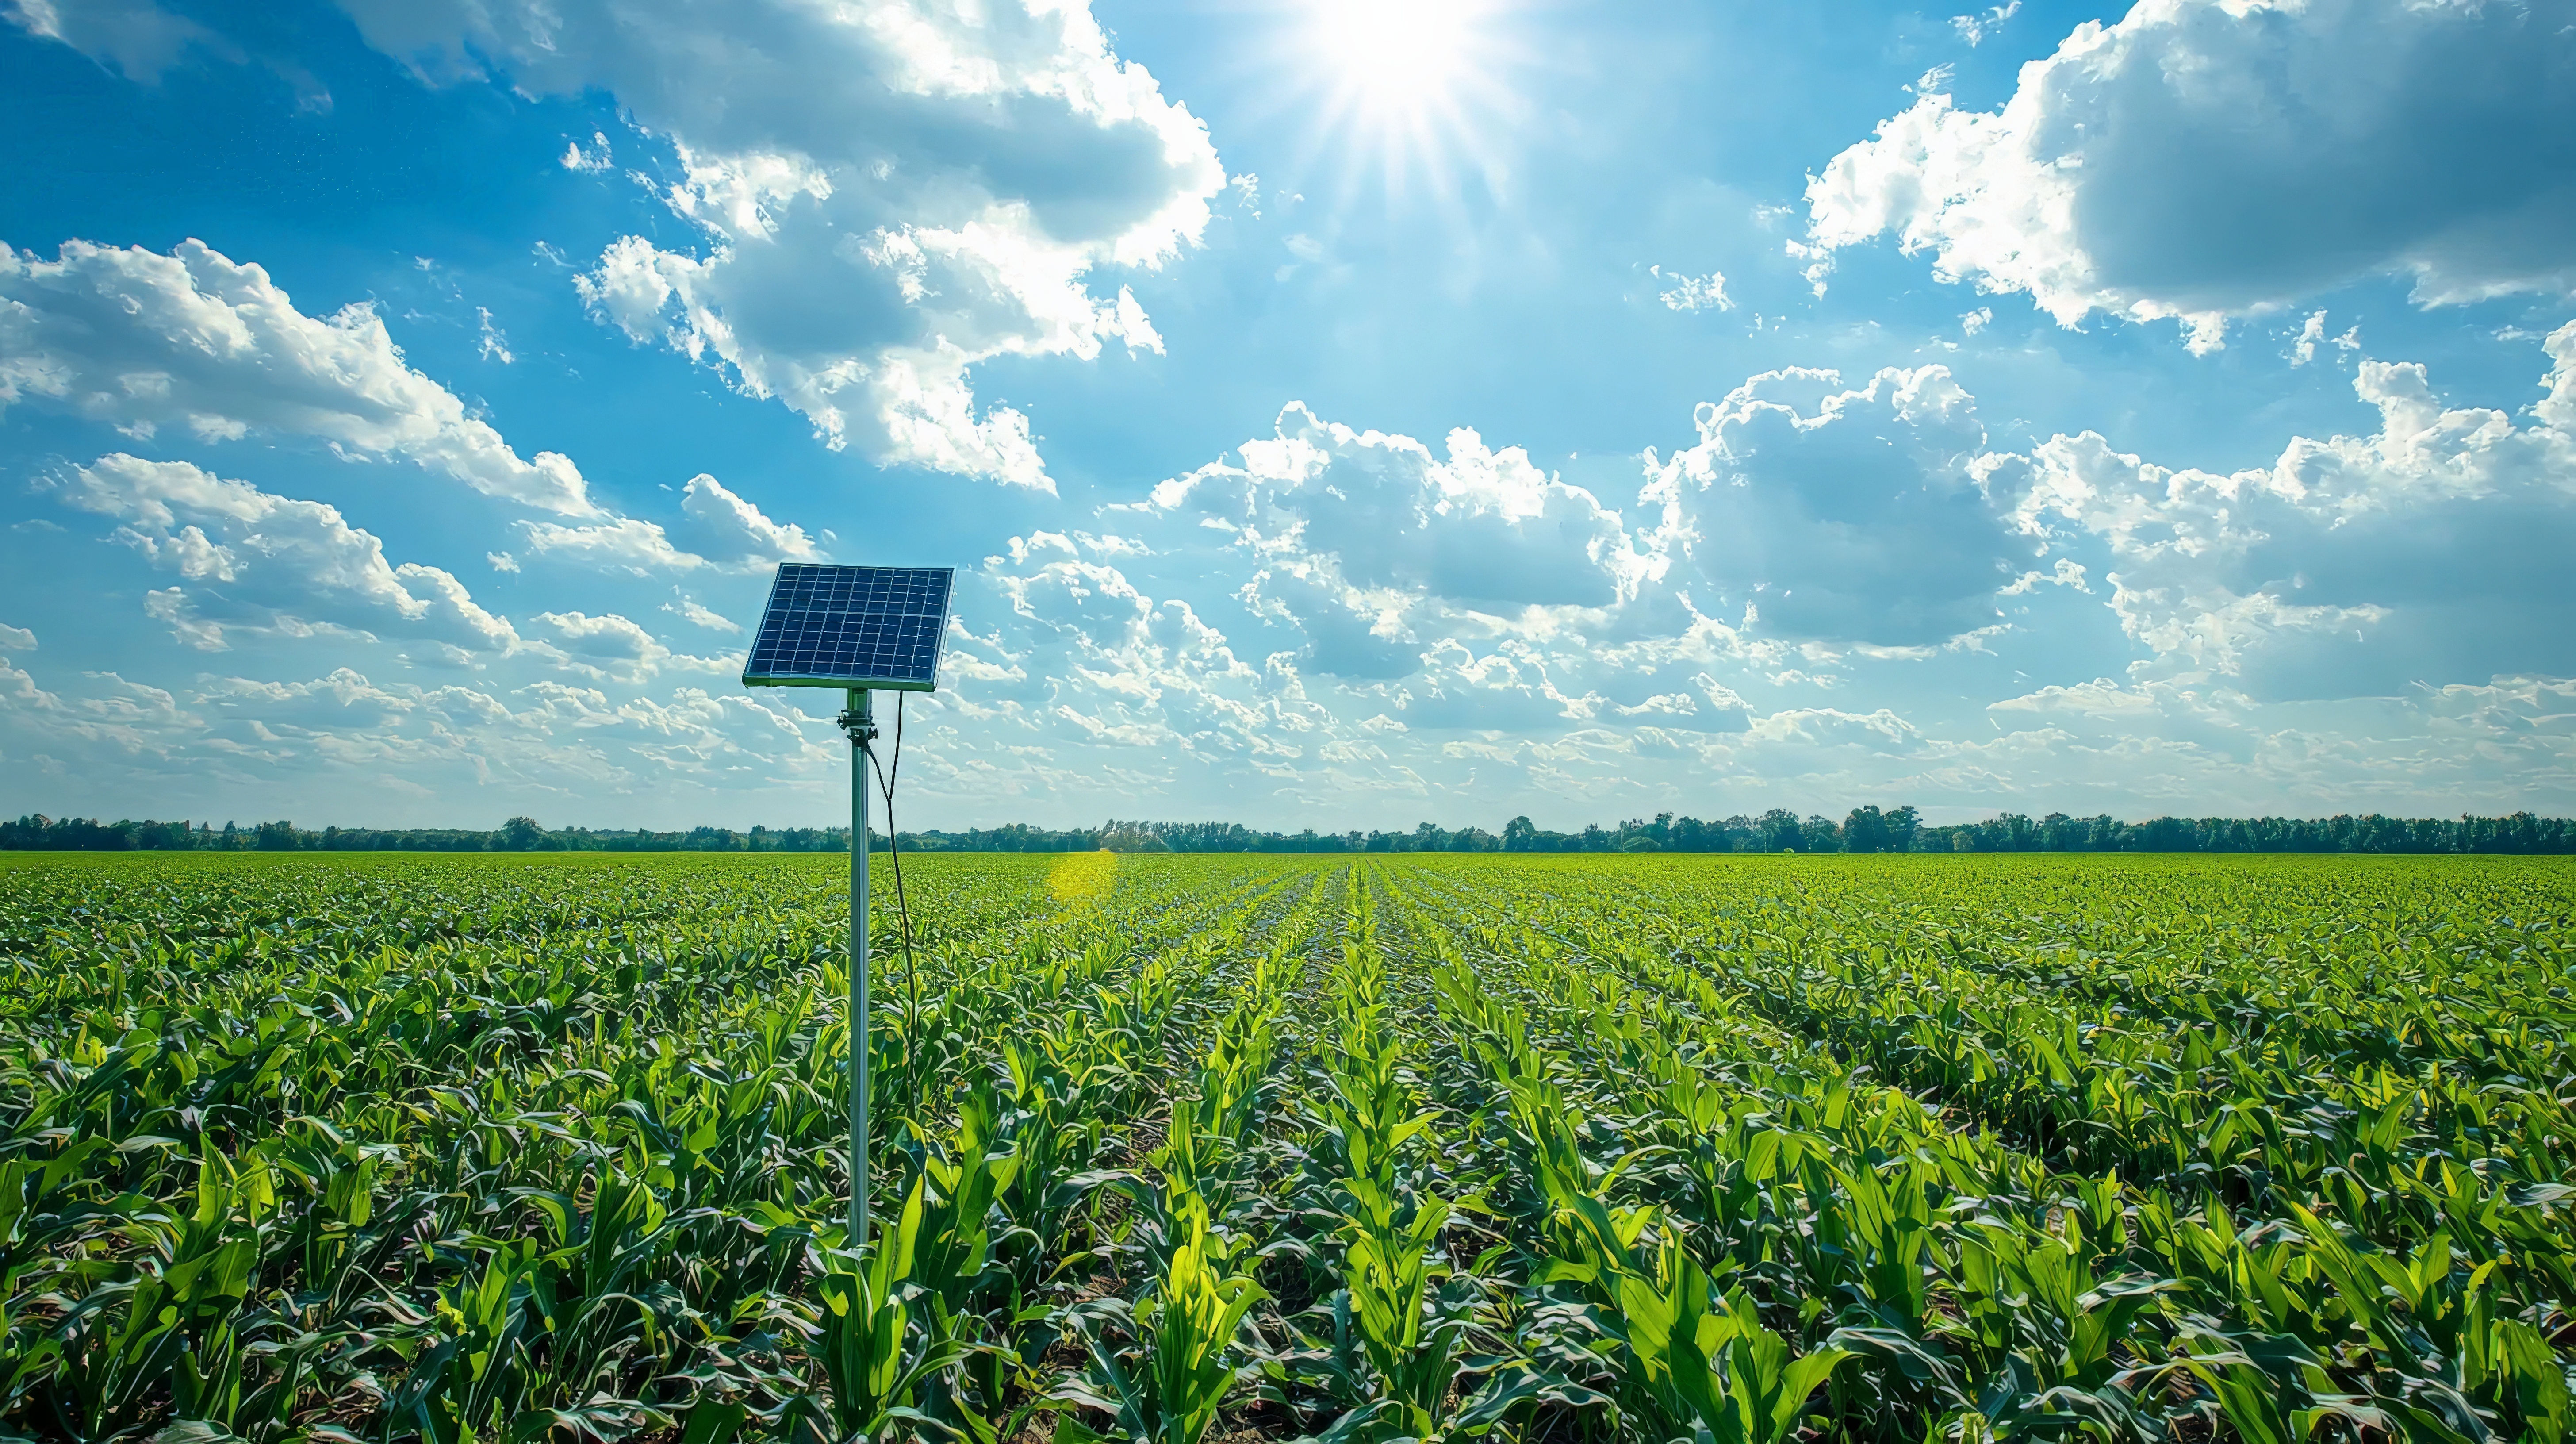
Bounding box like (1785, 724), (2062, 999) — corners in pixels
(1265, 0), (1529, 216)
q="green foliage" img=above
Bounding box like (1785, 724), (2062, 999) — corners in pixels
(0, 849), (2571, 1444)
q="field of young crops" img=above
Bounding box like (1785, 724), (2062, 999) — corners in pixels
(3, 850), (2572, 1444)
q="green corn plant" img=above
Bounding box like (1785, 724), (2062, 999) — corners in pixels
(910, 1087), (1024, 1316)
(812, 1179), (973, 1444)
(2463, 1316), (2570, 1444)
(1622, 1240), (1852, 1444)
(1054, 1188), (1266, 1444)
(2167, 1323), (2392, 1444)
(12, 841), (2576, 1444)
(1310, 933), (1474, 1444)
(1336, 1181), (1464, 1440)
(388, 1237), (542, 1444)
(908, 1085), (1034, 1441)
(42, 1140), (274, 1444)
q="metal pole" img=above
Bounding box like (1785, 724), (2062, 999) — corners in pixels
(846, 687), (873, 1249)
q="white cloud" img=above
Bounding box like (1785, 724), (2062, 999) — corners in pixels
(1745, 705), (1923, 751)
(1950, 1), (2018, 47)
(1972, 675), (2576, 817)
(893, 334), (2576, 820)
(531, 610), (730, 684)
(561, 130), (612, 173)
(679, 473), (823, 565)
(2289, 310), (2359, 368)
(665, 598), (740, 633)
(1639, 364), (2020, 647)
(476, 306), (513, 364)
(1652, 266), (1732, 313)
(0, 657), (198, 758)
(0, 648), (859, 814)
(516, 472), (821, 574)
(1997, 557), (2089, 595)
(45, 454), (524, 657)
(337, 0), (1226, 491)
(0, 239), (597, 515)
(1996, 319), (2576, 695)
(144, 588), (231, 651)
(1807, 0), (2576, 349)
(519, 516), (707, 575)
(0, 622), (33, 651)
(7, 0), (224, 80)
(1146, 403), (1638, 676)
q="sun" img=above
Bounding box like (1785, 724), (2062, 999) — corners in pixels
(1289, 0), (1519, 207)
(1312, 0), (1480, 113)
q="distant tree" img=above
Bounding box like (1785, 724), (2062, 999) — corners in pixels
(1801, 814), (1843, 853)
(1503, 815), (1537, 852)
(500, 816), (545, 851)
(1843, 804), (1891, 853)
(1886, 805), (1922, 852)
(1756, 808), (1803, 852)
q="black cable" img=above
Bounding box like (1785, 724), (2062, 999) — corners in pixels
(861, 695), (924, 1043)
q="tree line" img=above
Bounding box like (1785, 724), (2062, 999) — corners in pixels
(4, 806), (2571, 854)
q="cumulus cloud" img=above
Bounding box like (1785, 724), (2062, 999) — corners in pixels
(336, 0), (1226, 490)
(0, 657), (197, 759)
(1807, 0), (2576, 349)
(0, 623), (33, 651)
(561, 131), (613, 173)
(530, 611), (730, 684)
(1976, 674), (2576, 815)
(517, 472), (821, 573)
(0, 646), (851, 811)
(958, 552), (1373, 782)
(1995, 319), (2576, 695)
(943, 329), (2576, 816)
(15, 329), (2565, 820)
(518, 517), (707, 575)
(1639, 365), (2020, 647)
(0, 240), (597, 514)
(1146, 403), (1638, 676)
(679, 473), (824, 565)
(947, 375), (2068, 795)
(43, 454), (522, 657)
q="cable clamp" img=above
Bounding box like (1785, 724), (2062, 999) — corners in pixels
(835, 707), (878, 745)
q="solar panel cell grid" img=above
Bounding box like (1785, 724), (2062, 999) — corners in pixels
(740, 564), (954, 690)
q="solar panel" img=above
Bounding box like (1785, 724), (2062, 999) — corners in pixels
(740, 564), (955, 691)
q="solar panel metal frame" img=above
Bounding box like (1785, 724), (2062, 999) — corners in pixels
(740, 564), (955, 692)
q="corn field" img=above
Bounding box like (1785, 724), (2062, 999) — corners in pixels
(3, 850), (2572, 1444)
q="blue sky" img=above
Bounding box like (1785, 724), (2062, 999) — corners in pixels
(2, 0), (2571, 832)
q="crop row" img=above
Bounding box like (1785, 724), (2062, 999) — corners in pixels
(1, 851), (2569, 1443)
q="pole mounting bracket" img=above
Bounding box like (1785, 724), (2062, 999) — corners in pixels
(836, 703), (878, 746)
